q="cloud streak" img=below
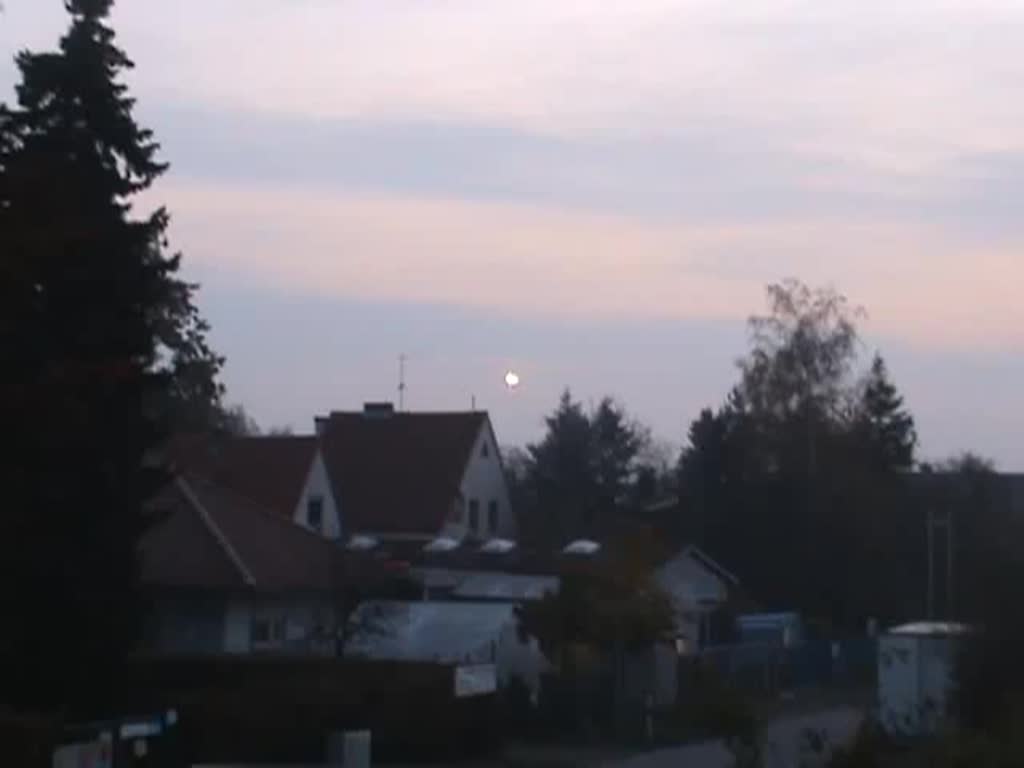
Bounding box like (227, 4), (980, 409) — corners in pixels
(158, 178), (1024, 349)
(101, 0), (1024, 165)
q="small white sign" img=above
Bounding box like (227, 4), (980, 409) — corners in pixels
(120, 719), (161, 740)
(133, 739), (149, 758)
(454, 664), (497, 698)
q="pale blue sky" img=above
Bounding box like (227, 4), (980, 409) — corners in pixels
(3, 1), (1022, 467)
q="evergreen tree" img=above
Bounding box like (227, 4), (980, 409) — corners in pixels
(0, 0), (223, 710)
(520, 391), (649, 548)
(858, 353), (917, 470)
(678, 283), (927, 626)
(590, 397), (646, 519)
(679, 409), (728, 500)
(525, 390), (595, 546)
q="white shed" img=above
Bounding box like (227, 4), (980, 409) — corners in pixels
(345, 600), (549, 697)
(878, 621), (973, 735)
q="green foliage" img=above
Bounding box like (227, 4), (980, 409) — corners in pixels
(516, 543), (675, 663)
(678, 281), (923, 627)
(741, 279), (862, 430)
(0, 0), (223, 711)
(856, 354), (917, 472)
(218, 403), (261, 436)
(518, 390), (652, 547)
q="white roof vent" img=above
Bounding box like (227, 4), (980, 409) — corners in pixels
(888, 621), (974, 637)
(346, 535), (379, 551)
(423, 536), (461, 553)
(563, 539), (601, 556)
(480, 538), (517, 554)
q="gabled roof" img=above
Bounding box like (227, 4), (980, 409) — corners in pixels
(682, 545), (740, 586)
(165, 434), (318, 519)
(318, 410), (487, 535)
(139, 473), (344, 593)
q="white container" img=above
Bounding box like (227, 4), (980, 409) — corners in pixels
(878, 622), (972, 735)
(326, 729), (371, 768)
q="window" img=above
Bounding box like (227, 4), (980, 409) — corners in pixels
(307, 496), (323, 531)
(481, 441), (489, 458)
(468, 499), (480, 532)
(488, 500), (499, 533)
(252, 615), (285, 647)
(250, 618), (271, 644)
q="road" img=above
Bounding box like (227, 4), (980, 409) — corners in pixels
(605, 707), (863, 768)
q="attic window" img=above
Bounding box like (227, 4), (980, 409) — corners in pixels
(251, 619), (271, 644)
(481, 441), (490, 458)
(488, 500), (499, 533)
(307, 496), (323, 532)
(250, 616), (284, 646)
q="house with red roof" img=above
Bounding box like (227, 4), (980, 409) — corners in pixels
(138, 471), (349, 655)
(312, 403), (515, 544)
(140, 404), (516, 654)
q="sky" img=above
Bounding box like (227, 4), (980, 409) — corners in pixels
(2, 1), (1023, 468)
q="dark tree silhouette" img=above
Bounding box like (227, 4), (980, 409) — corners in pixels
(857, 353), (917, 471)
(519, 391), (649, 548)
(0, 0), (223, 711)
(677, 281), (927, 627)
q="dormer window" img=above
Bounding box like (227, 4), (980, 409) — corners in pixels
(488, 500), (499, 533)
(307, 496), (323, 532)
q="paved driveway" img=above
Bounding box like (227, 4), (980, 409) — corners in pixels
(605, 708), (863, 768)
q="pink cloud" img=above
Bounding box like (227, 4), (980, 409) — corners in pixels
(154, 179), (1024, 350)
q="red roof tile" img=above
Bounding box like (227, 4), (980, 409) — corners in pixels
(140, 481), (247, 589)
(165, 434), (317, 519)
(139, 473), (344, 593)
(320, 411), (486, 535)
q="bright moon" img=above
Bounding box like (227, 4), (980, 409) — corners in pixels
(504, 370), (520, 389)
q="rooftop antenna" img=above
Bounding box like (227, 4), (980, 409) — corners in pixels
(398, 354), (406, 411)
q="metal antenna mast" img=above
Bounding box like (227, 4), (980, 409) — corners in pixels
(398, 354), (406, 411)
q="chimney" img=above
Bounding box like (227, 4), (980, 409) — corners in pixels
(314, 416), (329, 437)
(363, 402), (395, 418)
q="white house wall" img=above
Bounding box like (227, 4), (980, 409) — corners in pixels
(444, 419), (515, 540)
(656, 550), (729, 608)
(293, 450), (342, 540)
(655, 548), (730, 649)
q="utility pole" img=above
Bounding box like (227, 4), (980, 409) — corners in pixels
(927, 508), (935, 619)
(926, 506), (954, 619)
(946, 507), (954, 618)
(398, 354), (406, 412)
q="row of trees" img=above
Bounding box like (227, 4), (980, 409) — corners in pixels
(677, 280), (922, 627)
(514, 280), (1010, 633)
